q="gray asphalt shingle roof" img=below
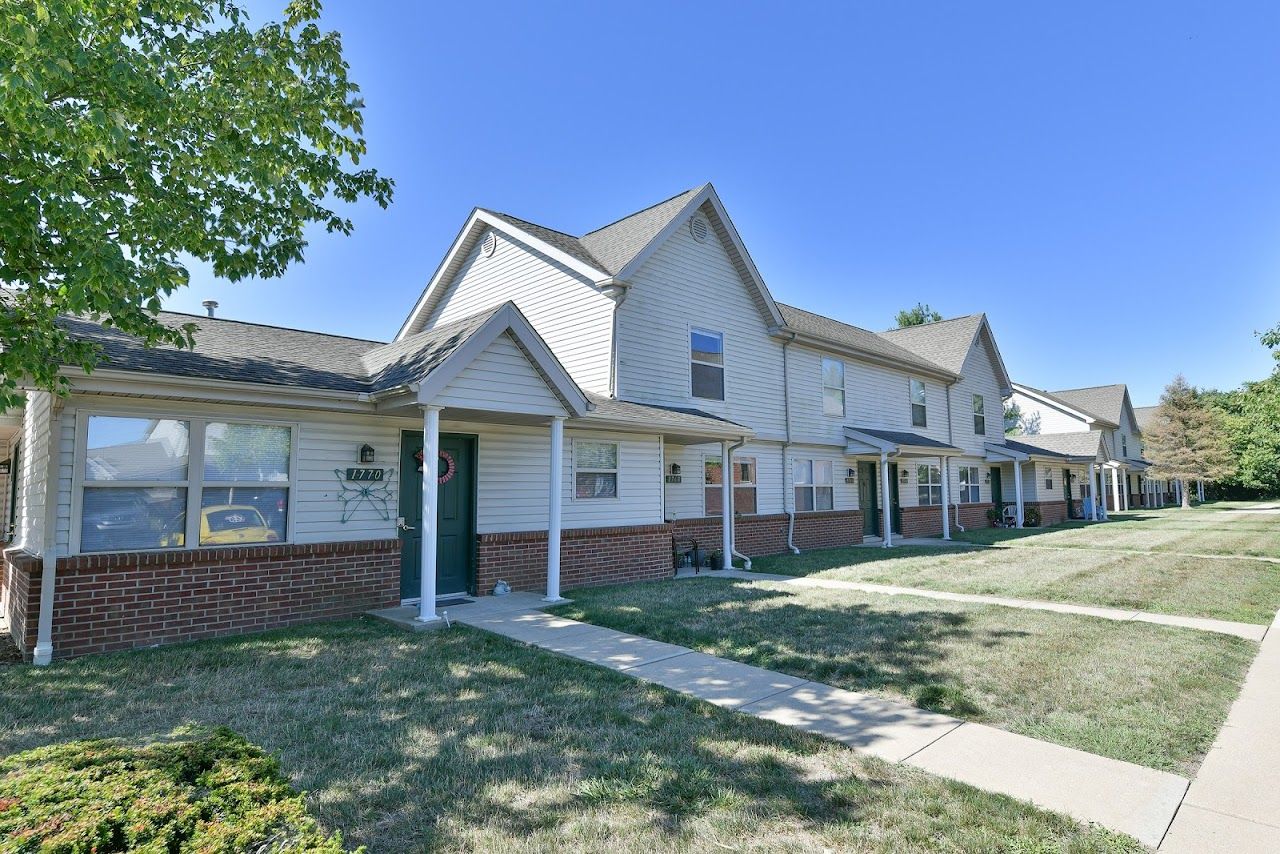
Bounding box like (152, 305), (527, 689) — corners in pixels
(478, 210), (610, 274)
(776, 303), (954, 377)
(1133, 405), (1159, 430)
(1012, 432), (1107, 460)
(1002, 437), (1074, 459)
(578, 186), (703, 275)
(878, 314), (985, 376)
(847, 427), (959, 450)
(1051, 384), (1129, 427)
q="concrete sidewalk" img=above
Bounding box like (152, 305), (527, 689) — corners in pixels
(696, 569), (1267, 640)
(449, 600), (1187, 847)
(1160, 610), (1280, 852)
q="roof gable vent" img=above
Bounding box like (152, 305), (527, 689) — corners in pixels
(689, 216), (709, 243)
(480, 231), (498, 258)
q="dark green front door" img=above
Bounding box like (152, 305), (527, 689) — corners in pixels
(990, 467), (1003, 516)
(888, 463), (902, 534)
(399, 432), (476, 599)
(858, 462), (878, 536)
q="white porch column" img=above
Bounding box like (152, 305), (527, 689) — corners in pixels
(417, 405), (441, 623)
(544, 416), (566, 602)
(1013, 460), (1025, 527)
(1198, 480), (1205, 502)
(880, 451), (893, 548)
(1088, 462), (1099, 521)
(940, 457), (951, 540)
(720, 441), (733, 567)
(1110, 466), (1121, 514)
(1176, 479), (1184, 505)
(1121, 472), (1129, 511)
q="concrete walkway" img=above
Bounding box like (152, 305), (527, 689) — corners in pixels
(1160, 610), (1280, 852)
(423, 593), (1188, 847)
(699, 570), (1267, 641)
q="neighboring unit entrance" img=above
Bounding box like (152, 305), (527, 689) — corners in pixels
(857, 461), (878, 537)
(990, 467), (1003, 518)
(399, 431), (477, 599)
(887, 463), (903, 535)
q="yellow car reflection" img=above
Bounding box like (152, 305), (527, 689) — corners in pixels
(160, 505), (280, 547)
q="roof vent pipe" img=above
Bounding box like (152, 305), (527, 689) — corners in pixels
(202, 300), (219, 318)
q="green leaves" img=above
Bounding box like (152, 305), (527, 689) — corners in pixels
(0, 0), (393, 410)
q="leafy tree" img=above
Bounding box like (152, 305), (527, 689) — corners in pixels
(1205, 322), (1280, 497)
(894, 302), (943, 328)
(1003, 401), (1040, 436)
(1144, 375), (1234, 507)
(0, 0), (393, 410)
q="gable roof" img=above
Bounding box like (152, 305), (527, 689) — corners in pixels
(777, 303), (958, 380)
(1133, 405), (1159, 431)
(1051, 384), (1137, 432)
(1010, 382), (1118, 428)
(396, 183), (785, 340)
(879, 314), (1013, 393)
(1013, 431), (1112, 462)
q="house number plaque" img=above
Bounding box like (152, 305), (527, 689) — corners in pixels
(344, 467), (386, 482)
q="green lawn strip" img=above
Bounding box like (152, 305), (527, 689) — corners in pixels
(952, 512), (1280, 558)
(552, 578), (1255, 777)
(751, 545), (1280, 624)
(0, 619), (1139, 853)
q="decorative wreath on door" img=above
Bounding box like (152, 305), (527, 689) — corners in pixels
(414, 448), (457, 484)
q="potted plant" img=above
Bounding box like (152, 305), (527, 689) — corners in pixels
(710, 549), (725, 571)
(985, 506), (1002, 528)
(1024, 506), (1042, 527)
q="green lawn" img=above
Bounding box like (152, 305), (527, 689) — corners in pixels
(749, 543), (1280, 624)
(551, 577), (1255, 777)
(952, 507), (1280, 559)
(0, 619), (1140, 853)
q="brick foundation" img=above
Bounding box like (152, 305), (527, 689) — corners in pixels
(2, 548), (38, 655)
(476, 523), (673, 594)
(899, 505), (945, 538)
(672, 511), (862, 558)
(953, 503), (995, 531)
(1026, 500), (1068, 527)
(2, 540), (400, 661)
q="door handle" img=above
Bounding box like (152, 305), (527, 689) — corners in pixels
(396, 517), (415, 532)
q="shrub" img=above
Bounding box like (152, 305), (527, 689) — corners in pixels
(1024, 506), (1042, 527)
(0, 726), (354, 852)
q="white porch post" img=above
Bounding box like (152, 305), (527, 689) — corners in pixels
(720, 441), (733, 567)
(880, 451), (893, 548)
(417, 405), (441, 623)
(1198, 480), (1205, 502)
(940, 456), (951, 540)
(544, 416), (566, 602)
(1121, 472), (1129, 511)
(1088, 462), (1099, 521)
(1110, 466), (1121, 514)
(1013, 460), (1025, 527)
(1176, 479), (1184, 505)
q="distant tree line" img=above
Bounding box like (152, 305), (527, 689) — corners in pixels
(1197, 322), (1280, 499)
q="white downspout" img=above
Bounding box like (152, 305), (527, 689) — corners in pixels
(780, 336), (800, 554)
(944, 382), (962, 533)
(726, 436), (751, 569)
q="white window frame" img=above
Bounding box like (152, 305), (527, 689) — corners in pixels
(703, 455), (757, 516)
(917, 464), (942, 506)
(972, 394), (986, 436)
(793, 458), (834, 512)
(572, 438), (620, 501)
(958, 465), (981, 504)
(910, 378), (927, 428)
(71, 410), (299, 555)
(689, 327), (725, 402)
(821, 357), (845, 417)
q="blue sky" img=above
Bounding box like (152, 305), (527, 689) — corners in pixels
(166, 1), (1280, 405)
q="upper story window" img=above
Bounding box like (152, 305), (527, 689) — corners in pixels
(822, 358), (845, 417)
(794, 459), (834, 511)
(704, 456), (757, 515)
(690, 329), (725, 401)
(79, 415), (291, 553)
(958, 465), (981, 503)
(972, 394), (986, 435)
(1122, 434), (1128, 457)
(910, 379), (927, 428)
(574, 440), (618, 499)
(917, 464), (942, 506)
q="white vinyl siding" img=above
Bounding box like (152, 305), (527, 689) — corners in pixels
(615, 210), (787, 440)
(433, 332), (566, 417)
(427, 228), (615, 394)
(1007, 390), (1094, 435)
(951, 332), (1006, 454)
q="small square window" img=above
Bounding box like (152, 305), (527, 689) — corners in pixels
(917, 464), (942, 506)
(575, 441), (618, 499)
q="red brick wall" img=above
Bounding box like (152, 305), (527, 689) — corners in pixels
(2, 548), (38, 655)
(1026, 501), (1068, 527)
(793, 510), (861, 549)
(953, 503), (995, 531)
(4, 540), (399, 661)
(900, 505), (944, 538)
(476, 523), (673, 594)
(672, 511), (861, 558)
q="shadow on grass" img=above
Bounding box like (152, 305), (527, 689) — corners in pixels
(0, 618), (956, 851)
(555, 579), (1026, 720)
